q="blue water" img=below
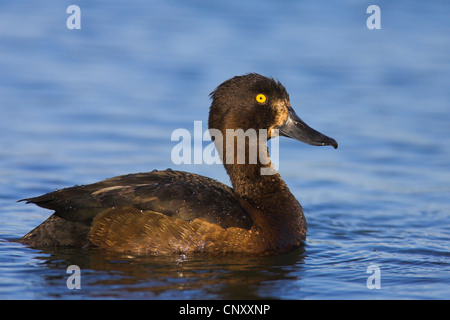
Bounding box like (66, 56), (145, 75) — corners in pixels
(1, 1), (449, 299)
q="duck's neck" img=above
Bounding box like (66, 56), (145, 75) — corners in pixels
(225, 162), (285, 200)
(217, 135), (285, 198)
(220, 139), (306, 251)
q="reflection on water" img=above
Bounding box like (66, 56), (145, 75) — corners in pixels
(20, 245), (306, 300)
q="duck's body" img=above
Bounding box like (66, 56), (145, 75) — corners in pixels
(21, 169), (305, 255)
(20, 73), (337, 256)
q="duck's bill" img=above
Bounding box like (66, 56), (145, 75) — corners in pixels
(278, 107), (338, 149)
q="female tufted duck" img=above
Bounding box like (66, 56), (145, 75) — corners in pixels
(20, 73), (337, 256)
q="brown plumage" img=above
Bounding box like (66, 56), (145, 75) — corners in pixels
(20, 73), (337, 256)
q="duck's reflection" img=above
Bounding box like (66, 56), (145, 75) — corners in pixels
(31, 245), (306, 299)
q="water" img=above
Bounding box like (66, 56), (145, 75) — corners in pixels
(0, 1), (449, 299)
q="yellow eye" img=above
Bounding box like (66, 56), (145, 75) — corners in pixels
(256, 94), (267, 104)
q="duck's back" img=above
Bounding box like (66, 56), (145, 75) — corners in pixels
(20, 169), (253, 248)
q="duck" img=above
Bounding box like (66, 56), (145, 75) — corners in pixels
(19, 73), (338, 256)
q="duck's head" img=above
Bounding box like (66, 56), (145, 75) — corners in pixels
(208, 73), (338, 149)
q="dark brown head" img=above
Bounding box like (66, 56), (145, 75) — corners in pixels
(208, 73), (338, 149)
